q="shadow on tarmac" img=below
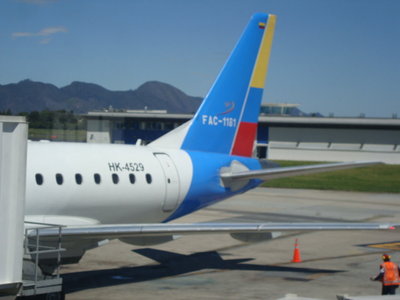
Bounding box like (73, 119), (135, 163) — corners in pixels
(62, 249), (342, 294)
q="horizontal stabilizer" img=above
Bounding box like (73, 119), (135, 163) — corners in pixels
(220, 161), (382, 183)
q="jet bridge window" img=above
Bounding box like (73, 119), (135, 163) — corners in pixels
(55, 173), (63, 185)
(75, 173), (83, 185)
(112, 173), (119, 184)
(145, 173), (152, 184)
(129, 173), (136, 184)
(35, 173), (44, 185)
(94, 173), (101, 184)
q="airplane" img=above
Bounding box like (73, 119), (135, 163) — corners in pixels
(23, 13), (395, 273)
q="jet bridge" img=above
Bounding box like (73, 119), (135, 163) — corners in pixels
(0, 116), (28, 297)
(0, 116), (64, 299)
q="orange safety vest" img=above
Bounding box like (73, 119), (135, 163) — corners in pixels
(381, 261), (400, 286)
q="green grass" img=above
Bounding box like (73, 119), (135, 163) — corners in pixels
(29, 129), (86, 142)
(262, 160), (400, 193)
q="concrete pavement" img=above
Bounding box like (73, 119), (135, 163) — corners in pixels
(60, 188), (400, 300)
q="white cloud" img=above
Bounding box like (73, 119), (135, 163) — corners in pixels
(38, 27), (67, 36)
(12, 32), (35, 37)
(12, 26), (68, 41)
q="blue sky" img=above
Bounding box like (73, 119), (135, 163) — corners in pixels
(0, 0), (399, 117)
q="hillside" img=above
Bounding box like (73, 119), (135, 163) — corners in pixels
(0, 80), (203, 114)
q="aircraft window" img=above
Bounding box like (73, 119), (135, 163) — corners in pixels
(75, 173), (83, 185)
(112, 173), (119, 184)
(55, 173), (63, 185)
(35, 174), (43, 185)
(94, 173), (101, 184)
(129, 173), (135, 184)
(146, 173), (152, 184)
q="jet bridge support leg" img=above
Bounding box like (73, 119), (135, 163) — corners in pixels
(19, 222), (65, 300)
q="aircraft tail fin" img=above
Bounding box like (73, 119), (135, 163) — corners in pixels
(151, 13), (276, 156)
(181, 13), (276, 156)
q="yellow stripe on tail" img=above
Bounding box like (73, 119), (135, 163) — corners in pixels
(250, 14), (277, 89)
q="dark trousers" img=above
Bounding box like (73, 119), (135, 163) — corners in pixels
(382, 284), (398, 295)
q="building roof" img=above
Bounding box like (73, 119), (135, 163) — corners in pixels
(261, 116), (400, 128)
(86, 111), (192, 120)
(84, 111), (400, 128)
(0, 115), (26, 123)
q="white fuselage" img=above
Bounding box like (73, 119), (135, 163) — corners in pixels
(25, 142), (193, 225)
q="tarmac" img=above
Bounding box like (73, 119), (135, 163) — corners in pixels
(59, 188), (400, 300)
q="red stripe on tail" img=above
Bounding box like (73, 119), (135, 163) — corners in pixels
(231, 122), (258, 157)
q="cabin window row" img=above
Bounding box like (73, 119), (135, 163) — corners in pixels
(35, 173), (152, 186)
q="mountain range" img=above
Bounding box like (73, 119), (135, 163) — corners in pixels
(0, 79), (314, 116)
(0, 80), (203, 114)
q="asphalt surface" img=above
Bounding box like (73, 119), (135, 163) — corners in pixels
(60, 188), (400, 300)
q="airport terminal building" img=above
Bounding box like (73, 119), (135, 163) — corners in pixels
(84, 104), (400, 164)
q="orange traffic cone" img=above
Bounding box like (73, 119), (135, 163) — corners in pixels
(291, 238), (302, 263)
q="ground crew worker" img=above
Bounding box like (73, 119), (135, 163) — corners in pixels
(370, 253), (400, 295)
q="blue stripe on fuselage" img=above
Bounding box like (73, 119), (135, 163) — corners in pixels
(164, 151), (262, 222)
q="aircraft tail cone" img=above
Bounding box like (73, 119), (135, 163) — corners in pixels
(291, 238), (302, 263)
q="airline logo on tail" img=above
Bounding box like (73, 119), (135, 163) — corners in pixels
(218, 102), (236, 116)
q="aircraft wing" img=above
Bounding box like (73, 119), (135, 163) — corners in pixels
(31, 222), (396, 241)
(221, 161), (381, 182)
